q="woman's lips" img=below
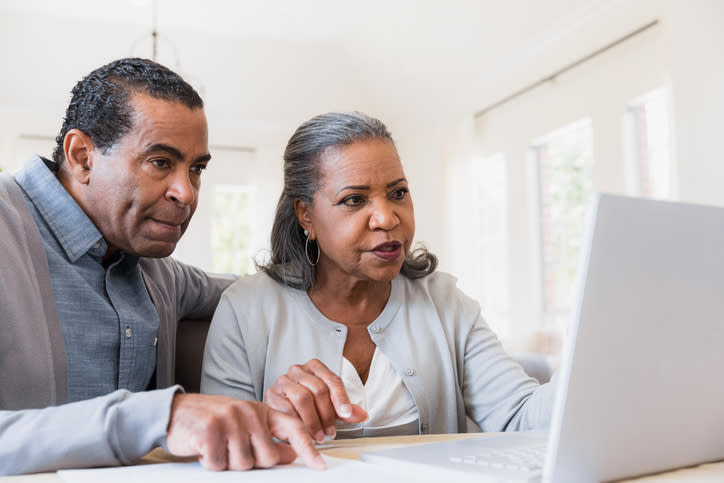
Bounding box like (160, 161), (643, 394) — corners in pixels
(371, 241), (402, 261)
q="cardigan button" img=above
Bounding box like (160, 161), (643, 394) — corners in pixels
(421, 423), (429, 433)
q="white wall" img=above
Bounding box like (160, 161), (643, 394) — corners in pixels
(0, 5), (451, 269)
(445, 0), (724, 344)
(448, 8), (671, 340)
(3, 2), (723, 343)
(667, 0), (724, 206)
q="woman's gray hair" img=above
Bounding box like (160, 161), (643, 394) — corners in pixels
(259, 111), (437, 290)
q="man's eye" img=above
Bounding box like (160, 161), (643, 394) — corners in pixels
(151, 159), (169, 169)
(342, 195), (365, 206)
(190, 164), (208, 174)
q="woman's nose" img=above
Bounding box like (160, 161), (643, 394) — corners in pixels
(369, 201), (400, 230)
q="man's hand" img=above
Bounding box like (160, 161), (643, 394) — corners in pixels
(166, 393), (326, 471)
(264, 359), (368, 442)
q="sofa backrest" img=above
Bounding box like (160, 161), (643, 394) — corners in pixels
(175, 318), (212, 393)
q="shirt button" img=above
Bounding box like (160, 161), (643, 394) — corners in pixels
(371, 326), (380, 334)
(405, 368), (415, 376)
(421, 423), (429, 433)
(153, 337), (158, 346)
(93, 242), (100, 249)
(335, 327), (344, 335)
(125, 328), (133, 338)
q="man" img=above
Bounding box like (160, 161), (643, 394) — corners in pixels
(0, 58), (324, 475)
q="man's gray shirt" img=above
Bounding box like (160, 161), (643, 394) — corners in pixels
(0, 157), (234, 475)
(14, 157), (160, 400)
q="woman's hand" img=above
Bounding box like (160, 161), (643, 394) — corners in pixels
(264, 359), (368, 442)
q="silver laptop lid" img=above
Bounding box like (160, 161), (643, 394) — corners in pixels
(546, 193), (724, 482)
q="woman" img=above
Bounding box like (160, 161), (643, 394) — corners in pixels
(201, 112), (556, 443)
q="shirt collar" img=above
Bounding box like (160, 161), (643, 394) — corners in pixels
(14, 155), (107, 262)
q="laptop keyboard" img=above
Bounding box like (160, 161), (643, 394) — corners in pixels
(449, 444), (546, 473)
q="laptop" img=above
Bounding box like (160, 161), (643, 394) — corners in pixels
(361, 193), (724, 482)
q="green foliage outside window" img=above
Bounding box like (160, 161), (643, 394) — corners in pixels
(536, 120), (593, 331)
(211, 186), (254, 275)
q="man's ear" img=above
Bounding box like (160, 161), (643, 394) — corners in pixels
(62, 129), (95, 185)
(294, 199), (314, 238)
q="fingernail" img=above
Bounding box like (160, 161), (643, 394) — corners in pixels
(325, 426), (336, 439)
(339, 404), (352, 418)
(315, 431), (326, 442)
(314, 454), (327, 470)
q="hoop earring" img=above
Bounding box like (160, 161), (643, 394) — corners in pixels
(304, 231), (320, 266)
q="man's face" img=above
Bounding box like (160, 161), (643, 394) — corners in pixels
(83, 93), (210, 259)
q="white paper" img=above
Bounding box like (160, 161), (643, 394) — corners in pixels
(57, 455), (439, 483)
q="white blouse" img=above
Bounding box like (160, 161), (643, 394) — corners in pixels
(336, 348), (419, 438)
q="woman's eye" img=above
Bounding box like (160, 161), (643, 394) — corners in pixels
(342, 195), (365, 206)
(391, 188), (409, 200)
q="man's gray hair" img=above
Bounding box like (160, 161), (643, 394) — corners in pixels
(259, 111), (437, 290)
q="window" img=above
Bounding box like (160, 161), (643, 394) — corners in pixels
(531, 119), (594, 332)
(624, 88), (673, 199)
(472, 153), (510, 337)
(211, 185), (256, 275)
(171, 146), (258, 273)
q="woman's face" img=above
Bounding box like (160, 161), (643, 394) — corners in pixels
(298, 138), (415, 285)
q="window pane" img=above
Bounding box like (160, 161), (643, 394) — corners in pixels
(212, 251), (235, 274)
(471, 153), (510, 338)
(533, 119), (593, 332)
(625, 88), (673, 199)
(211, 186), (255, 275)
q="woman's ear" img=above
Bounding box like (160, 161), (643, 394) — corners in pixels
(294, 199), (314, 238)
(62, 129), (94, 184)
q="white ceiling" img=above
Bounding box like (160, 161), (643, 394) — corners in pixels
(4, 0), (589, 42)
(1, 0), (662, 138)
